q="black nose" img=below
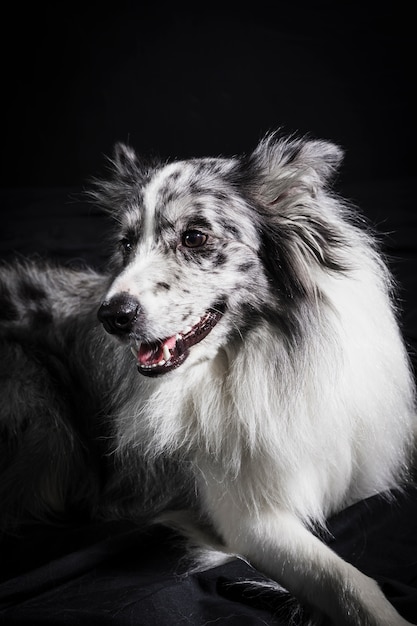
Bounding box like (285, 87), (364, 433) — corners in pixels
(97, 293), (140, 335)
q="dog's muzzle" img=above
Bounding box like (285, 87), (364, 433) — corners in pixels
(98, 293), (225, 377)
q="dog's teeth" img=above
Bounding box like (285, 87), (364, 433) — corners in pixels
(130, 346), (137, 358)
(163, 345), (171, 362)
(183, 326), (192, 335)
(176, 333), (182, 341)
(141, 360), (166, 369)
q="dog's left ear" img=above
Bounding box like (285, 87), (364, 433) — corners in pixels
(245, 134), (348, 298)
(247, 133), (343, 204)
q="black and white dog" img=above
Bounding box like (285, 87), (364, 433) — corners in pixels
(0, 134), (415, 625)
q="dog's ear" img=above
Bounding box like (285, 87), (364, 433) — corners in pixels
(248, 132), (343, 203)
(89, 143), (157, 214)
(246, 134), (349, 299)
(112, 143), (142, 182)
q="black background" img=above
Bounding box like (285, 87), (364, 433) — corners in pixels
(2, 2), (414, 188)
(1, 5), (417, 624)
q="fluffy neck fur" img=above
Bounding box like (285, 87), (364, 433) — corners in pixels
(113, 256), (414, 525)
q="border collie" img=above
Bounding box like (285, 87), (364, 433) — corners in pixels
(1, 133), (415, 625)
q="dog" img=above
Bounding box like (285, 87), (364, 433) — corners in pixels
(0, 133), (416, 625)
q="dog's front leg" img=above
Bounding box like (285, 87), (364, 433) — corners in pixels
(207, 504), (413, 626)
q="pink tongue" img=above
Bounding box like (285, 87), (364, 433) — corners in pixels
(138, 341), (164, 366)
(138, 335), (177, 366)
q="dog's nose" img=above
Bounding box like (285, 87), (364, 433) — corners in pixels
(97, 293), (140, 335)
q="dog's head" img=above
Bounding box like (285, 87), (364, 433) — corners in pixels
(95, 133), (347, 376)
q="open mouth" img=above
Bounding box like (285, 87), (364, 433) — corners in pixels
(132, 308), (223, 377)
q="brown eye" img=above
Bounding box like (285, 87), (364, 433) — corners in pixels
(182, 230), (208, 248)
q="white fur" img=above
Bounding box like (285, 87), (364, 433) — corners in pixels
(97, 134), (416, 625)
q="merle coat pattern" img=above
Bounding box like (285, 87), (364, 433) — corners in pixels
(0, 134), (415, 625)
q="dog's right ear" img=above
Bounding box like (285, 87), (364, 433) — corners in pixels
(112, 142), (141, 182)
(89, 143), (156, 213)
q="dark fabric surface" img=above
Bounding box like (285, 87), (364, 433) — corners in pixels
(0, 185), (417, 625)
(0, 491), (416, 625)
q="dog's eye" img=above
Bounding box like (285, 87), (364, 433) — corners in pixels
(120, 238), (134, 256)
(182, 230), (208, 248)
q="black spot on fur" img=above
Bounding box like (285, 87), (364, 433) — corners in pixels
(157, 171), (182, 207)
(168, 170), (181, 182)
(18, 280), (48, 303)
(158, 188), (180, 207)
(32, 307), (53, 325)
(229, 297), (305, 355)
(154, 215), (176, 239)
(212, 298), (228, 316)
(218, 220), (240, 238)
(0, 285), (18, 321)
(259, 213), (349, 301)
(192, 162), (211, 179)
(188, 180), (205, 195)
(184, 214), (213, 233)
(260, 230), (307, 300)
(238, 262), (255, 273)
(213, 252), (227, 267)
(15, 280), (53, 326)
(156, 282), (170, 291)
(158, 190), (176, 206)
(181, 310), (192, 322)
(212, 191), (229, 202)
(229, 301), (262, 338)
